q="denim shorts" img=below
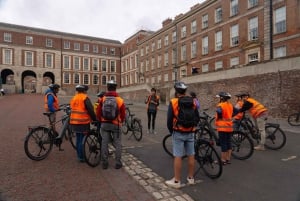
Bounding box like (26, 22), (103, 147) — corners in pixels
(172, 131), (195, 157)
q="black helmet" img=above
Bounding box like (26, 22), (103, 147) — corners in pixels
(190, 91), (197, 98)
(239, 91), (250, 97)
(75, 85), (88, 92)
(107, 80), (117, 86)
(48, 83), (60, 90)
(216, 91), (231, 99)
(97, 91), (106, 98)
(174, 81), (188, 94)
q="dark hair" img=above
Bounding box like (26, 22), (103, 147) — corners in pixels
(151, 88), (156, 92)
(190, 91), (197, 98)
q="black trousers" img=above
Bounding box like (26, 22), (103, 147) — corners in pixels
(147, 110), (157, 130)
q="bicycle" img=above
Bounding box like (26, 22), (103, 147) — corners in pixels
(121, 103), (143, 141)
(198, 110), (254, 160)
(288, 111), (300, 126)
(24, 104), (76, 161)
(163, 129), (223, 179)
(237, 113), (286, 150)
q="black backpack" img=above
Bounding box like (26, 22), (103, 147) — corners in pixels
(102, 96), (118, 120)
(176, 96), (198, 128)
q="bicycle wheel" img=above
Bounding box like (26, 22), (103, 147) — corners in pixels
(162, 134), (173, 157)
(66, 127), (76, 150)
(121, 121), (129, 135)
(231, 131), (254, 160)
(83, 132), (102, 167)
(24, 126), (53, 161)
(195, 140), (222, 179)
(265, 125), (286, 150)
(132, 118), (143, 141)
(288, 113), (300, 126)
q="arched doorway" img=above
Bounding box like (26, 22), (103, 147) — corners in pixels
(43, 72), (55, 86)
(22, 70), (37, 93)
(0, 69), (15, 87)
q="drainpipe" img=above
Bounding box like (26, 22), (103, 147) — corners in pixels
(269, 0), (273, 60)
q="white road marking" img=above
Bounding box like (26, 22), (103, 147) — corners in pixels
(281, 155), (297, 161)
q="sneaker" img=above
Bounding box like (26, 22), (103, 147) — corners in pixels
(147, 130), (151, 134)
(254, 145), (265, 151)
(115, 163), (123, 169)
(102, 161), (108, 169)
(152, 130), (157, 134)
(165, 178), (181, 189)
(187, 177), (195, 185)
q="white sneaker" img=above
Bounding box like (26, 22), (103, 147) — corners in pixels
(187, 177), (195, 185)
(147, 130), (151, 134)
(165, 178), (181, 189)
(254, 145), (265, 151)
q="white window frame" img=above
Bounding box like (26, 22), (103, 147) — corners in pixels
(102, 75), (107, 85)
(92, 58), (99, 71)
(249, 17), (258, 41)
(215, 31), (222, 51)
(25, 51), (34, 66)
(4, 33), (12, 42)
(83, 58), (90, 71)
(63, 55), (70, 69)
(248, 53), (259, 63)
(202, 63), (209, 72)
(102, 60), (107, 72)
(74, 43), (80, 51)
(45, 53), (54, 68)
(157, 39), (162, 49)
(230, 57), (240, 67)
(102, 47), (107, 54)
(110, 48), (115, 55)
(181, 45), (186, 61)
(231, 0), (239, 16)
(202, 14), (208, 29)
(191, 20), (197, 34)
(64, 41), (70, 49)
(46, 38), (53, 47)
(63, 72), (70, 84)
(231, 24), (239, 47)
(110, 60), (116, 72)
(92, 74), (99, 85)
(248, 0), (258, 9)
(181, 26), (187, 38)
(26, 36), (33, 45)
(151, 57), (155, 70)
(84, 44), (89, 52)
(202, 36), (208, 55)
(74, 57), (81, 70)
(215, 7), (222, 23)
(83, 74), (90, 85)
(158, 55), (162, 68)
(191, 41), (197, 58)
(164, 35), (169, 46)
(215, 61), (223, 70)
(172, 31), (177, 43)
(3, 48), (12, 65)
(274, 6), (286, 34)
(74, 73), (80, 84)
(274, 46), (286, 58)
(93, 45), (98, 53)
(164, 52), (169, 66)
(151, 42), (155, 52)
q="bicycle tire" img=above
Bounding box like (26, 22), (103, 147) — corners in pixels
(24, 126), (53, 161)
(162, 134), (173, 157)
(83, 131), (102, 167)
(121, 122), (129, 135)
(265, 125), (286, 150)
(132, 118), (143, 141)
(66, 127), (76, 150)
(287, 113), (300, 126)
(195, 139), (222, 179)
(231, 131), (254, 160)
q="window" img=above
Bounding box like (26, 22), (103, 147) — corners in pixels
(274, 7), (286, 34)
(274, 46), (286, 58)
(202, 63), (209, 72)
(231, 24), (239, 46)
(74, 43), (80, 50)
(202, 36), (208, 55)
(151, 57), (155, 70)
(172, 31), (177, 43)
(102, 75), (107, 85)
(93, 59), (99, 71)
(230, 57), (239, 67)
(83, 58), (89, 71)
(3, 49), (12, 65)
(102, 60), (107, 72)
(158, 55), (162, 68)
(46, 39), (53, 47)
(202, 14), (208, 29)
(45, 53), (54, 68)
(231, 0), (239, 16)
(93, 75), (99, 85)
(249, 17), (258, 40)
(172, 49), (176, 64)
(248, 53), (258, 63)
(157, 39), (162, 49)
(4, 33), (12, 42)
(164, 52), (169, 66)
(110, 75), (116, 82)
(215, 61), (223, 70)
(215, 31), (222, 51)
(110, 48), (115, 55)
(146, 46), (149, 54)
(93, 45), (98, 53)
(102, 47), (107, 54)
(83, 74), (89, 85)
(74, 73), (80, 84)
(164, 35), (169, 46)
(191, 41), (197, 58)
(110, 60), (116, 72)
(140, 48), (144, 56)
(248, 0), (258, 8)
(191, 20), (197, 34)
(25, 51), (33, 66)
(74, 57), (80, 70)
(63, 55), (70, 69)
(215, 7), (222, 23)
(64, 41), (70, 49)
(26, 36), (33, 45)
(63, 73), (70, 84)
(164, 73), (169, 82)
(84, 44), (89, 52)
(151, 42), (155, 52)
(146, 59), (149, 71)
(181, 45), (186, 61)
(181, 26), (186, 38)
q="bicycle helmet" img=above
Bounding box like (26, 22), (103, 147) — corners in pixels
(107, 80), (117, 87)
(48, 83), (60, 90)
(75, 85), (89, 92)
(174, 81), (188, 94)
(239, 91), (250, 97)
(216, 91), (231, 99)
(97, 91), (106, 98)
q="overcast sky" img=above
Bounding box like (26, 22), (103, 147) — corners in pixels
(0, 0), (205, 43)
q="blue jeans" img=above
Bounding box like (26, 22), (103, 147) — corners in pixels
(76, 133), (84, 160)
(172, 131), (195, 157)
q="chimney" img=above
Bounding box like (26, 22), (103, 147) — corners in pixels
(162, 18), (172, 27)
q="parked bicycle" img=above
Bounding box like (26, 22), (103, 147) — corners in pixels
(24, 104), (76, 161)
(121, 103), (143, 141)
(198, 110), (254, 160)
(163, 129), (223, 179)
(287, 111), (300, 126)
(237, 113), (286, 150)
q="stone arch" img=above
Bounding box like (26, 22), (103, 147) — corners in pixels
(21, 70), (37, 93)
(0, 69), (15, 86)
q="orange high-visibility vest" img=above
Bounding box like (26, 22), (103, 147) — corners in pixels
(70, 93), (91, 125)
(100, 96), (124, 126)
(233, 100), (244, 120)
(44, 92), (59, 112)
(215, 102), (233, 132)
(247, 97), (267, 118)
(170, 97), (197, 133)
(146, 95), (159, 110)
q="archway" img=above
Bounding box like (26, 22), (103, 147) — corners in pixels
(22, 70), (37, 93)
(43, 72), (55, 86)
(0, 69), (15, 87)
